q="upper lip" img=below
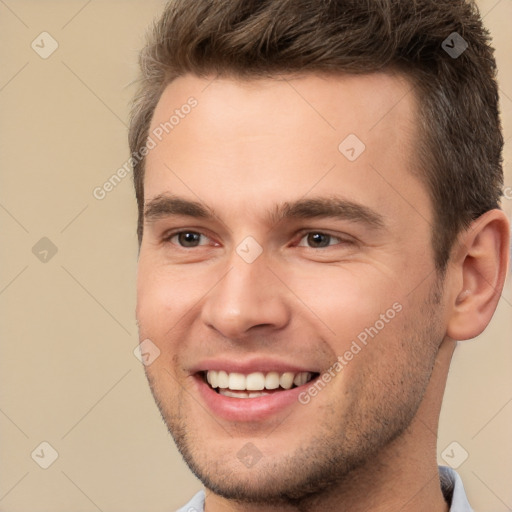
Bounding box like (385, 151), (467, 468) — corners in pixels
(190, 357), (321, 375)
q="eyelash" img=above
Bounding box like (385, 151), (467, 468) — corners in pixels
(295, 231), (347, 248)
(162, 230), (354, 249)
(164, 231), (215, 248)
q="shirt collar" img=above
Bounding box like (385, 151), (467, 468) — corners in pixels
(439, 466), (474, 512)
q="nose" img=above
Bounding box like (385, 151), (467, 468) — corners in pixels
(201, 255), (291, 340)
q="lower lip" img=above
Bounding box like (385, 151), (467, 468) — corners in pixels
(194, 375), (314, 422)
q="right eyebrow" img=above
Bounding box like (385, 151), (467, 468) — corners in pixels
(269, 197), (386, 231)
(144, 194), (215, 223)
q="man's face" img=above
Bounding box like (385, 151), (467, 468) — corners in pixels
(136, 73), (447, 501)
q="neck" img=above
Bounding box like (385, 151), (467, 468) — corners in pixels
(206, 338), (456, 512)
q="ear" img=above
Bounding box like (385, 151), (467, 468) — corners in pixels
(446, 209), (510, 341)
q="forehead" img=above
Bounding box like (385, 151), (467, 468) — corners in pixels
(144, 72), (430, 227)
(150, 71), (417, 132)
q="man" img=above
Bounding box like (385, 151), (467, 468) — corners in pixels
(130, 0), (510, 510)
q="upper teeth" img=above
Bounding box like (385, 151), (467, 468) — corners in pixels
(206, 371), (312, 391)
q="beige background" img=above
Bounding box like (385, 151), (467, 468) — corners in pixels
(0, 1), (511, 511)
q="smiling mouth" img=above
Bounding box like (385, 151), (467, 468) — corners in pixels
(201, 370), (319, 398)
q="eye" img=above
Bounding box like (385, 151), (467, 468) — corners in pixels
(297, 232), (343, 248)
(168, 231), (209, 248)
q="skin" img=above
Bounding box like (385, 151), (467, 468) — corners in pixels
(136, 72), (510, 511)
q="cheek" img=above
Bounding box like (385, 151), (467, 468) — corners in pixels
(136, 257), (205, 336)
(285, 264), (399, 346)
(136, 262), (202, 394)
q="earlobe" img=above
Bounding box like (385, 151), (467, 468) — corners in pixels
(446, 209), (510, 341)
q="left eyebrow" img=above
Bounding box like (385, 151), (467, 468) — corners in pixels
(144, 194), (216, 223)
(268, 197), (386, 230)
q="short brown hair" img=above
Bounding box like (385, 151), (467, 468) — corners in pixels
(129, 0), (504, 270)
